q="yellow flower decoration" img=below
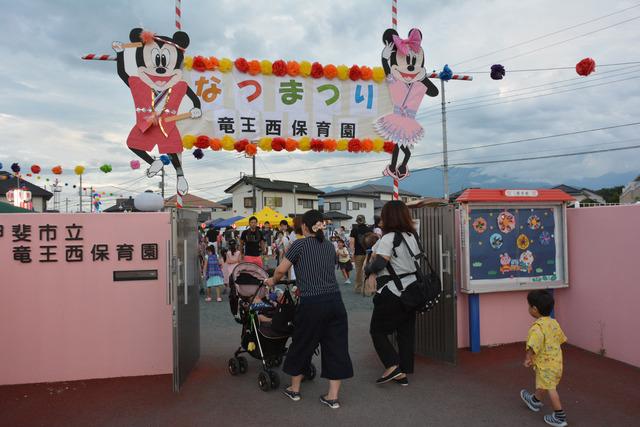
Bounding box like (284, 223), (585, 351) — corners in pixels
(219, 57), (233, 73)
(182, 134), (196, 149)
(183, 56), (193, 70)
(337, 65), (349, 80)
(298, 136), (311, 151)
(299, 61), (312, 77)
(221, 135), (235, 150)
(372, 138), (385, 152)
(260, 60), (273, 75)
(258, 137), (273, 151)
(372, 66), (385, 83)
(336, 138), (348, 151)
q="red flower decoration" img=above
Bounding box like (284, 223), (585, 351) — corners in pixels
(245, 144), (257, 156)
(248, 60), (261, 75)
(271, 137), (285, 151)
(195, 135), (210, 149)
(30, 165), (41, 174)
(272, 60), (287, 77)
(576, 57), (596, 76)
(310, 138), (324, 152)
(234, 57), (249, 73)
(383, 141), (395, 153)
(310, 62), (324, 79)
(348, 138), (362, 152)
(192, 56), (207, 72)
(285, 138), (298, 152)
(348, 65), (361, 81)
(234, 138), (249, 152)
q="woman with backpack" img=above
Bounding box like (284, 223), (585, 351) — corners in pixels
(365, 200), (422, 386)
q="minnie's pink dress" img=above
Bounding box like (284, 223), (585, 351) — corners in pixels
(375, 76), (427, 147)
(223, 250), (242, 285)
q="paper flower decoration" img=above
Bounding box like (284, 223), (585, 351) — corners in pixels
(323, 139), (336, 152)
(192, 56), (207, 72)
(360, 66), (373, 81)
(209, 138), (222, 151)
(52, 166), (63, 175)
(234, 139), (249, 152)
(336, 139), (348, 151)
(490, 64), (506, 80)
(218, 57), (233, 72)
(248, 60), (261, 75)
(260, 60), (273, 75)
(195, 135), (210, 149)
(258, 137), (273, 151)
(245, 144), (257, 156)
(74, 165), (85, 175)
(130, 160), (141, 170)
(576, 58), (596, 76)
(193, 148), (204, 159)
(337, 65), (349, 80)
(286, 61), (300, 77)
(285, 138), (298, 152)
(30, 164), (41, 174)
(348, 138), (362, 152)
(99, 164), (112, 173)
(298, 136), (311, 151)
(517, 234), (530, 250)
(271, 137), (285, 151)
(349, 65), (361, 81)
(272, 60), (287, 77)
(159, 155), (171, 165)
(11, 163), (20, 173)
(299, 61), (312, 77)
(372, 67), (385, 83)
(310, 138), (324, 152)
(383, 141), (395, 153)
(310, 62), (324, 78)
(439, 64), (453, 81)
(372, 138), (385, 152)
(361, 138), (373, 152)
(182, 134), (196, 149)
(221, 135), (235, 150)
(234, 57), (249, 73)
(323, 64), (338, 79)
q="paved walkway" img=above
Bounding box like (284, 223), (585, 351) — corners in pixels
(2, 277), (639, 426)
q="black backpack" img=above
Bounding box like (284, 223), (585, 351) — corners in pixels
(386, 232), (441, 312)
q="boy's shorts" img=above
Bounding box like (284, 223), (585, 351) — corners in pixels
(535, 366), (562, 390)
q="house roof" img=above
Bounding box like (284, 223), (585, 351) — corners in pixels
(323, 210), (352, 220)
(322, 189), (376, 198)
(353, 184), (421, 197)
(164, 193), (225, 209)
(457, 189), (574, 203)
(225, 176), (324, 195)
(217, 196), (232, 207)
(0, 171), (53, 200)
(552, 184), (581, 195)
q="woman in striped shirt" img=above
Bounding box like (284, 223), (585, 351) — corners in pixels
(265, 210), (353, 409)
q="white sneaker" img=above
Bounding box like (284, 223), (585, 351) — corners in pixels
(177, 175), (189, 195)
(344, 279), (351, 284)
(146, 159), (164, 177)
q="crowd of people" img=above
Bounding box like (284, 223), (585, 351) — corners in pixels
(197, 203), (569, 425)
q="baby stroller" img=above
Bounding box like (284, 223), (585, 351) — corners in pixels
(228, 262), (316, 391)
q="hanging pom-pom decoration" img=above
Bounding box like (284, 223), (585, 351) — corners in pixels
(576, 58), (596, 76)
(193, 148), (204, 159)
(52, 165), (63, 175)
(245, 144), (257, 156)
(140, 31), (156, 44)
(159, 154), (171, 165)
(11, 163), (20, 173)
(99, 164), (112, 173)
(30, 164), (41, 174)
(490, 64), (506, 80)
(130, 160), (141, 170)
(439, 64), (453, 81)
(74, 165), (85, 175)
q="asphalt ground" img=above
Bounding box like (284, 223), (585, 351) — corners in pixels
(2, 273), (639, 427)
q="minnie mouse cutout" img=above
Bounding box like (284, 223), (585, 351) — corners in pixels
(375, 28), (439, 180)
(113, 28), (202, 196)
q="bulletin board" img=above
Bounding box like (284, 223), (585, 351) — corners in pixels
(459, 203), (569, 293)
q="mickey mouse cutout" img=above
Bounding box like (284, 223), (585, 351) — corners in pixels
(375, 28), (438, 180)
(113, 28), (201, 195)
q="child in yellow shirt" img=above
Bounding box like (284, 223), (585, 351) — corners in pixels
(520, 290), (568, 427)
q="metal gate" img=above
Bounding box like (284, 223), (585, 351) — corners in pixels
(170, 208), (201, 391)
(411, 204), (457, 364)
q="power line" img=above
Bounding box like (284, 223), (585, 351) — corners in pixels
(452, 2), (640, 67)
(465, 15), (640, 72)
(460, 61), (640, 73)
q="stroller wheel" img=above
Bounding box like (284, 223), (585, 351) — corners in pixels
(237, 356), (248, 374)
(258, 371), (270, 392)
(228, 358), (239, 376)
(269, 371), (280, 390)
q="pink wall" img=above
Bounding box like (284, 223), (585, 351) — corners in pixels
(0, 212), (173, 385)
(555, 206), (640, 367)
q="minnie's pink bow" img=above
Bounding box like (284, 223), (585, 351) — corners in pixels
(392, 31), (422, 56)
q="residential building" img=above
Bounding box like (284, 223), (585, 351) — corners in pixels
(0, 171), (53, 212)
(164, 193), (228, 221)
(620, 175), (640, 204)
(322, 209), (353, 232)
(224, 177), (324, 218)
(552, 184), (606, 204)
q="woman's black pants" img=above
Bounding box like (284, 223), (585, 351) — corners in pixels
(370, 287), (416, 374)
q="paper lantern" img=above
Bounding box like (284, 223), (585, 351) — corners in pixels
(159, 155), (171, 165)
(490, 64), (506, 80)
(193, 148), (204, 159)
(52, 165), (63, 175)
(439, 64), (453, 81)
(576, 58), (596, 76)
(30, 164), (41, 174)
(130, 160), (141, 170)
(74, 165), (85, 175)
(11, 163), (20, 173)
(134, 191), (164, 212)
(99, 164), (112, 173)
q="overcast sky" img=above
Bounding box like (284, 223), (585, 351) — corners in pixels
(1, 0), (639, 209)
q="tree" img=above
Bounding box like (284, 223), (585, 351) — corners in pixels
(595, 186), (624, 204)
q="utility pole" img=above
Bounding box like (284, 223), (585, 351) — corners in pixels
(293, 184), (298, 217)
(440, 79), (450, 202)
(79, 174), (83, 212)
(252, 155), (256, 214)
(161, 168), (165, 199)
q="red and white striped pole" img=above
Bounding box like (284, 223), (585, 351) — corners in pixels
(175, 0), (182, 30)
(391, 0), (400, 201)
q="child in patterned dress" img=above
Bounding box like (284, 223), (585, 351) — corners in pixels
(520, 290), (568, 427)
(202, 245), (224, 302)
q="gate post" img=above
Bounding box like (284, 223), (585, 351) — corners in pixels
(469, 294), (480, 353)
